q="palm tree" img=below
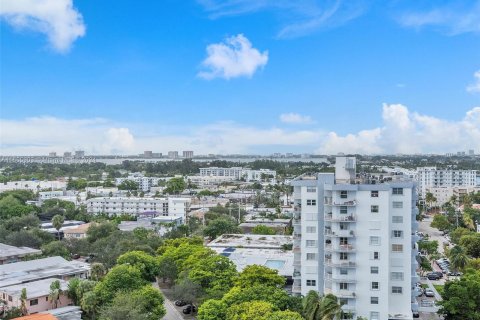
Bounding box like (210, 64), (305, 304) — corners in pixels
(449, 245), (470, 272)
(319, 294), (344, 320)
(20, 288), (28, 316)
(90, 263), (106, 281)
(49, 280), (62, 309)
(303, 291), (344, 320)
(52, 214), (65, 240)
(425, 192), (436, 212)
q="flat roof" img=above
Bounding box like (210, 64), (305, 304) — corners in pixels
(0, 257), (90, 288)
(210, 247), (293, 277)
(1, 278), (68, 299)
(0, 243), (41, 259)
(207, 234), (292, 249)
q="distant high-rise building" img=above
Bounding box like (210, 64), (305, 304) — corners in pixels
(49, 152), (57, 157)
(63, 152), (72, 158)
(457, 151), (466, 156)
(183, 151), (194, 159)
(168, 151), (179, 159)
(469, 149), (475, 156)
(144, 151), (153, 158)
(74, 150), (85, 158)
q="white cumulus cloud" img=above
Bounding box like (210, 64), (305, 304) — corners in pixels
(0, 0), (86, 52)
(1, 105), (479, 156)
(198, 34), (268, 80)
(467, 70), (480, 93)
(317, 104), (480, 155)
(280, 113), (313, 124)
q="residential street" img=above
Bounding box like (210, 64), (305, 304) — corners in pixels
(419, 216), (446, 255)
(152, 282), (185, 320)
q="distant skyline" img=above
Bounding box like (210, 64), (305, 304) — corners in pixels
(1, 0), (479, 155)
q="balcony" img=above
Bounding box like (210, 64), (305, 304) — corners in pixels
(325, 273), (357, 283)
(293, 269), (301, 278)
(293, 246), (301, 253)
(332, 200), (357, 206)
(325, 243), (355, 252)
(324, 230), (355, 238)
(292, 284), (302, 293)
(336, 290), (356, 298)
(325, 259), (356, 268)
(325, 214), (356, 222)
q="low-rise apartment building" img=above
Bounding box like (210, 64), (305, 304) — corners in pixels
(115, 173), (165, 192)
(0, 256), (90, 288)
(0, 244), (41, 265)
(86, 196), (190, 218)
(0, 279), (70, 315)
(199, 167), (276, 182)
(417, 167), (478, 197)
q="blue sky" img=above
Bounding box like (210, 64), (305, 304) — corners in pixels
(1, 0), (479, 155)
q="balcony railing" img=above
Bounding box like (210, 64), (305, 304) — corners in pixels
(325, 273), (357, 282)
(332, 200), (357, 206)
(325, 244), (355, 252)
(336, 290), (356, 298)
(325, 214), (356, 222)
(324, 230), (355, 237)
(325, 259), (356, 268)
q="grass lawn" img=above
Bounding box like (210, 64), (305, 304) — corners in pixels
(433, 284), (444, 295)
(421, 284), (429, 289)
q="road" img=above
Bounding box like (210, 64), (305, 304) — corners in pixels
(152, 282), (184, 320)
(419, 216), (447, 255)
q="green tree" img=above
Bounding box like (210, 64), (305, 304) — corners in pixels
(67, 278), (81, 305)
(20, 288), (28, 316)
(438, 269), (480, 319)
(164, 177), (186, 195)
(418, 240), (439, 255)
(198, 299), (228, 320)
(41, 240), (70, 259)
(226, 300), (275, 320)
(449, 227), (474, 244)
(449, 246), (470, 272)
(81, 291), (100, 320)
(90, 263), (106, 281)
(94, 265), (146, 303)
(187, 253), (238, 299)
(86, 221), (117, 243)
(2, 214), (40, 231)
(117, 179), (138, 191)
(52, 214), (65, 239)
(302, 291), (343, 320)
(222, 285), (291, 311)
(0, 194), (35, 220)
(459, 233), (480, 258)
(117, 250), (159, 281)
(203, 217), (241, 240)
(235, 265), (285, 288)
(267, 310), (304, 320)
(425, 192), (437, 211)
(252, 224), (276, 235)
(431, 214), (451, 231)
(173, 278), (203, 306)
(99, 285), (166, 320)
(49, 280), (62, 309)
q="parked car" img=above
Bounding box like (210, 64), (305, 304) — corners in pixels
(183, 305), (197, 314)
(427, 273), (440, 280)
(175, 300), (188, 307)
(448, 271), (462, 276)
(412, 311), (420, 318)
(433, 271), (444, 278)
(424, 289), (435, 297)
